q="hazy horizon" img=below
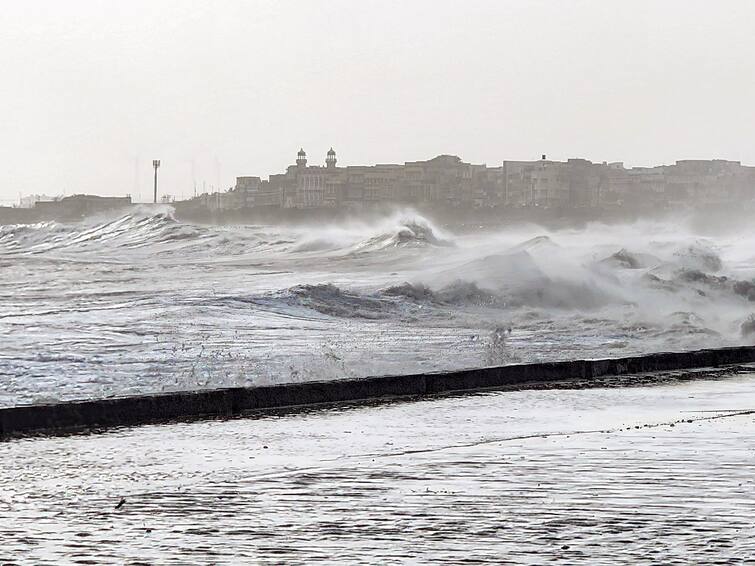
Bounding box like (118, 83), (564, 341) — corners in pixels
(2, 0), (755, 203)
(5, 5), (755, 560)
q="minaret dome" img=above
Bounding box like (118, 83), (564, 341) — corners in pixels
(296, 148), (307, 167)
(326, 147), (337, 168)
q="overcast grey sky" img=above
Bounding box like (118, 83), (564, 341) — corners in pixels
(1, 0), (754, 203)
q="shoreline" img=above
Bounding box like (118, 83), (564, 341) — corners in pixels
(2, 345), (754, 440)
(3, 201), (752, 233)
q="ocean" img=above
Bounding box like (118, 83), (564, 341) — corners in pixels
(3, 207), (755, 563)
(1, 206), (753, 407)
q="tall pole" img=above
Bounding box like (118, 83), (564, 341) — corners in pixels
(153, 160), (161, 203)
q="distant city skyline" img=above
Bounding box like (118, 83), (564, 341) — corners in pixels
(8, 150), (755, 205)
(8, 151), (753, 226)
(2, 0), (755, 203)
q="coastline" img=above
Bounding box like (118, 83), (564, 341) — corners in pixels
(2, 200), (752, 235)
(2, 345), (754, 440)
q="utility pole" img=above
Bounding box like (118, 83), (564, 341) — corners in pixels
(153, 160), (161, 203)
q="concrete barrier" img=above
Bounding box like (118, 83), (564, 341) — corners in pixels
(2, 345), (754, 439)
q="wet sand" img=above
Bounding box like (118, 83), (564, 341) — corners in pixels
(2, 373), (755, 563)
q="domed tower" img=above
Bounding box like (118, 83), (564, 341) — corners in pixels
(326, 148), (337, 168)
(296, 148), (307, 168)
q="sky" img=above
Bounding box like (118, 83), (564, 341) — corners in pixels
(1, 0), (754, 203)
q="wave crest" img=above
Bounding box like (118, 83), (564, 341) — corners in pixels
(352, 217), (453, 252)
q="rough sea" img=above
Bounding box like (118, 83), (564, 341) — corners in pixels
(3, 207), (755, 563)
(1, 206), (754, 407)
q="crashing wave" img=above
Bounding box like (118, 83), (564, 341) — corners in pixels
(381, 280), (502, 306)
(431, 250), (627, 310)
(742, 314), (755, 336)
(673, 243), (723, 272)
(447, 251), (545, 288)
(290, 238), (342, 253)
(353, 218), (453, 251)
(264, 279), (506, 319)
(508, 235), (558, 253)
(659, 269), (755, 302)
(278, 284), (398, 319)
(381, 282), (435, 301)
(505, 278), (621, 310)
(599, 248), (660, 269)
(734, 280), (755, 302)
(0, 210), (195, 253)
(0, 210), (285, 257)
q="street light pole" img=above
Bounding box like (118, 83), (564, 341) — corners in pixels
(153, 160), (161, 203)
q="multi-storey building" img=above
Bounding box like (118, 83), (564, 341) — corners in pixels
(626, 166), (666, 206)
(232, 176), (262, 208)
(214, 150), (755, 213)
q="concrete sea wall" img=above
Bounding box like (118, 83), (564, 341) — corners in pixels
(2, 346), (754, 439)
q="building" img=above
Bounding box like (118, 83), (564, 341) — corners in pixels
(664, 160), (745, 206)
(34, 194), (132, 219)
(626, 166), (667, 207)
(19, 194), (58, 209)
(183, 149), (755, 214)
(233, 176), (262, 208)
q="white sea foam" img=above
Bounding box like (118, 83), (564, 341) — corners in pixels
(1, 209), (753, 406)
